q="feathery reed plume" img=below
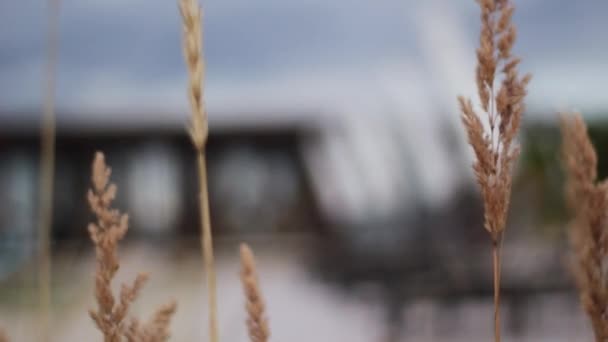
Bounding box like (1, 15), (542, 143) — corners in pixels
(178, 1), (218, 341)
(87, 152), (176, 342)
(240, 244), (270, 342)
(458, 1), (530, 340)
(125, 301), (178, 342)
(37, 0), (61, 339)
(561, 113), (608, 341)
(88, 152), (148, 341)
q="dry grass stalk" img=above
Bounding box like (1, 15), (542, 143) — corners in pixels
(178, 1), (219, 341)
(37, 0), (61, 340)
(240, 244), (270, 342)
(87, 152), (176, 342)
(0, 328), (8, 342)
(458, 0), (530, 341)
(561, 113), (608, 341)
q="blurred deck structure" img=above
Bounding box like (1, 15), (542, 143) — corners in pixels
(0, 237), (588, 341)
(0, 110), (583, 341)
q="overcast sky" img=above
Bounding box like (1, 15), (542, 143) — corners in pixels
(3, 0), (607, 213)
(1, 0), (607, 124)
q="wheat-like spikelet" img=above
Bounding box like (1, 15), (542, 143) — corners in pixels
(561, 113), (608, 341)
(178, 1), (219, 341)
(458, 1), (531, 341)
(179, 0), (207, 150)
(240, 244), (270, 342)
(87, 152), (176, 342)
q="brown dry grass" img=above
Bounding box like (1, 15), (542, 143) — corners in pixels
(178, 0), (219, 341)
(240, 244), (270, 342)
(37, 0), (61, 339)
(125, 302), (178, 342)
(458, 0), (531, 341)
(87, 152), (176, 342)
(561, 113), (608, 342)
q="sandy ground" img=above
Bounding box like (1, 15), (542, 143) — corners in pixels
(0, 237), (594, 341)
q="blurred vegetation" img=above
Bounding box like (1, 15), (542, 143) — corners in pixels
(517, 115), (608, 236)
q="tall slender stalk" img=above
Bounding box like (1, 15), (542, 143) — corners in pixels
(38, 0), (60, 340)
(492, 241), (501, 342)
(197, 153), (218, 342)
(179, 1), (218, 341)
